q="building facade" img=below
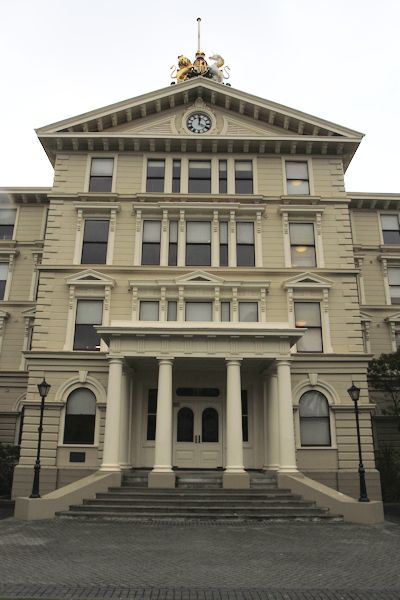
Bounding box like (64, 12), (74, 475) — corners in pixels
(1, 73), (394, 499)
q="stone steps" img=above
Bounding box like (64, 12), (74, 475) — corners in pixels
(58, 511), (342, 522)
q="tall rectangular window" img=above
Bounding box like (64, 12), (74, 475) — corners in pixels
(142, 221), (161, 265)
(219, 222), (228, 266)
(236, 222), (255, 266)
(146, 160), (165, 192)
(0, 209), (16, 240)
(186, 302), (212, 322)
(186, 222), (211, 266)
(172, 160), (181, 193)
(388, 267), (400, 304)
(0, 264), (8, 300)
(139, 301), (159, 321)
(289, 223), (316, 267)
(167, 301), (177, 321)
(235, 161), (253, 194)
(381, 215), (400, 244)
(219, 160), (227, 193)
(147, 389), (157, 441)
(221, 301), (230, 322)
(239, 302), (258, 322)
(168, 221), (178, 266)
(81, 220), (109, 264)
(89, 158), (114, 192)
(286, 161), (310, 195)
(241, 390), (249, 442)
(74, 300), (103, 351)
(295, 302), (323, 352)
(188, 160), (211, 193)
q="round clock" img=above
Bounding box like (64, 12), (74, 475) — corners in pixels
(186, 112), (212, 134)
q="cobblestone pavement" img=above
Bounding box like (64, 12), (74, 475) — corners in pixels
(0, 518), (399, 599)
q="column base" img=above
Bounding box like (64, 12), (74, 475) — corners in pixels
(99, 464), (121, 472)
(279, 466), (298, 473)
(223, 471), (250, 489)
(263, 465), (279, 472)
(148, 471), (176, 489)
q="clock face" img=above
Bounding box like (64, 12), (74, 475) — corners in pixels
(186, 112), (212, 134)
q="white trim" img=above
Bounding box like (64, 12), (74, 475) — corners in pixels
(85, 153), (117, 194)
(292, 380), (338, 449)
(280, 206), (325, 268)
(0, 250), (19, 302)
(72, 203), (120, 266)
(282, 156), (314, 196)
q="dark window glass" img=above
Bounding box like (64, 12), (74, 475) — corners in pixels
(172, 160), (181, 193)
(142, 221), (161, 265)
(176, 388), (220, 397)
(81, 220), (109, 264)
(239, 302), (258, 322)
(221, 302), (230, 322)
(241, 390), (249, 442)
(235, 161), (253, 194)
(388, 268), (400, 304)
(0, 209), (16, 240)
(295, 302), (323, 352)
(89, 158), (113, 193)
(63, 388), (96, 444)
(146, 160), (165, 192)
(289, 223), (316, 267)
(286, 161), (310, 195)
(168, 221), (178, 266)
(177, 407), (194, 442)
(381, 215), (400, 244)
(299, 391), (331, 446)
(202, 407), (219, 442)
(73, 300), (102, 351)
(188, 160), (211, 193)
(147, 389), (157, 441)
(186, 221), (211, 266)
(219, 160), (227, 193)
(219, 222), (228, 266)
(236, 222), (255, 266)
(0, 264), (7, 300)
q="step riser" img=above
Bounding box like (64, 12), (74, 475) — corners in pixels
(71, 506), (326, 515)
(57, 512), (340, 522)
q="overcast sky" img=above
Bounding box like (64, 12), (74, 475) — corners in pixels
(1, 0), (399, 193)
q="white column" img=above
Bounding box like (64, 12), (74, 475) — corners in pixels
(119, 368), (131, 468)
(160, 210), (169, 266)
(101, 357), (124, 471)
(177, 210), (185, 267)
(266, 372), (280, 470)
(225, 359), (245, 473)
(152, 358), (174, 473)
(228, 210), (236, 267)
(211, 210), (219, 267)
(277, 359), (297, 472)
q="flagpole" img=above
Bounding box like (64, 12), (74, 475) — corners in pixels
(197, 17), (201, 52)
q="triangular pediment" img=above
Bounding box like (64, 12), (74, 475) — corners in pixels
(175, 270), (225, 285)
(283, 272), (333, 289)
(385, 312), (400, 323)
(66, 269), (115, 287)
(21, 307), (36, 319)
(0, 309), (9, 320)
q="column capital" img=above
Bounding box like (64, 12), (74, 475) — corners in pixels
(276, 358), (292, 368)
(108, 356), (124, 366)
(157, 357), (174, 366)
(225, 358), (242, 367)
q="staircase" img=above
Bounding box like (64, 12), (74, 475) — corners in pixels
(56, 470), (342, 522)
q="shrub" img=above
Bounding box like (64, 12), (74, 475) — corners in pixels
(0, 443), (19, 497)
(376, 445), (400, 502)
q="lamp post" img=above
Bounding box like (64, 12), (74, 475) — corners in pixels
(347, 382), (370, 502)
(30, 378), (51, 499)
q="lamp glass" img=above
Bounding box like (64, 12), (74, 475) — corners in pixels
(347, 383), (360, 402)
(37, 379), (51, 398)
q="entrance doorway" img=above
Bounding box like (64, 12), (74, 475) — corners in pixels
(173, 399), (223, 468)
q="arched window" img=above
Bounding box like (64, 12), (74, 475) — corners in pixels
(299, 390), (331, 446)
(63, 388), (96, 445)
(202, 407), (219, 443)
(177, 407), (194, 442)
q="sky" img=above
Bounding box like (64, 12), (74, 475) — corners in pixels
(1, 0), (399, 193)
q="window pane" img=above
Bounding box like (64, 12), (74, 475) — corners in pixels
(186, 302), (212, 321)
(383, 231), (400, 244)
(235, 161), (253, 177)
(381, 215), (399, 230)
(290, 246), (316, 267)
(390, 286), (400, 303)
(143, 221), (161, 242)
(169, 221), (178, 242)
(219, 222), (228, 244)
(0, 280), (5, 300)
(148, 389), (157, 414)
(81, 243), (107, 264)
(221, 302), (230, 321)
(300, 418), (331, 446)
(297, 328), (323, 352)
(147, 415), (156, 441)
(287, 180), (310, 195)
(237, 245), (255, 267)
(388, 268), (400, 285)
(239, 302), (258, 322)
(0, 209), (16, 225)
(76, 300), (103, 324)
(172, 160), (181, 193)
(0, 264), (8, 280)
(237, 222), (254, 243)
(289, 223), (315, 245)
(186, 245), (211, 265)
(189, 161), (211, 179)
(73, 324), (101, 350)
(235, 179), (253, 194)
(91, 158), (114, 176)
(167, 301), (177, 321)
(63, 415), (95, 444)
(147, 160), (165, 178)
(299, 391), (329, 417)
(177, 407), (194, 442)
(286, 161), (308, 179)
(139, 301), (159, 321)
(187, 222), (211, 243)
(89, 177), (112, 193)
(202, 408), (219, 442)
(66, 388), (96, 415)
(295, 303), (321, 327)
(146, 179), (164, 193)
(142, 244), (160, 265)
(219, 160), (227, 193)
(84, 220), (109, 242)
(220, 245), (228, 266)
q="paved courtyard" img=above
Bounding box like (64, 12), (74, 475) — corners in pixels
(0, 517), (399, 600)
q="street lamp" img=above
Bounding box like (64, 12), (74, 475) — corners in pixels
(30, 377), (51, 499)
(347, 382), (370, 502)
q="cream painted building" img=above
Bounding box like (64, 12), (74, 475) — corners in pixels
(1, 73), (393, 501)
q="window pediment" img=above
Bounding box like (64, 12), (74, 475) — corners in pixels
(283, 272), (333, 290)
(66, 269), (115, 288)
(175, 271), (225, 285)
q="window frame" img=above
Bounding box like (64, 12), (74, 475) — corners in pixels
(294, 387), (336, 450)
(186, 221), (212, 266)
(234, 160), (253, 194)
(283, 158), (313, 196)
(139, 300), (160, 321)
(0, 208), (18, 241)
(380, 213), (400, 245)
(146, 159), (166, 193)
(294, 301), (323, 353)
(81, 219), (110, 265)
(87, 156), (116, 193)
(73, 203), (119, 266)
(63, 387), (97, 446)
(289, 222), (317, 268)
(188, 160), (212, 194)
(57, 380), (105, 449)
(141, 220), (162, 266)
(236, 221), (255, 267)
(73, 299), (104, 351)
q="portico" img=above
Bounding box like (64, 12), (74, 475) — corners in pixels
(98, 321), (302, 488)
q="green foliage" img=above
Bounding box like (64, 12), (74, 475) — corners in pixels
(376, 445), (400, 502)
(368, 349), (400, 417)
(0, 443), (19, 497)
